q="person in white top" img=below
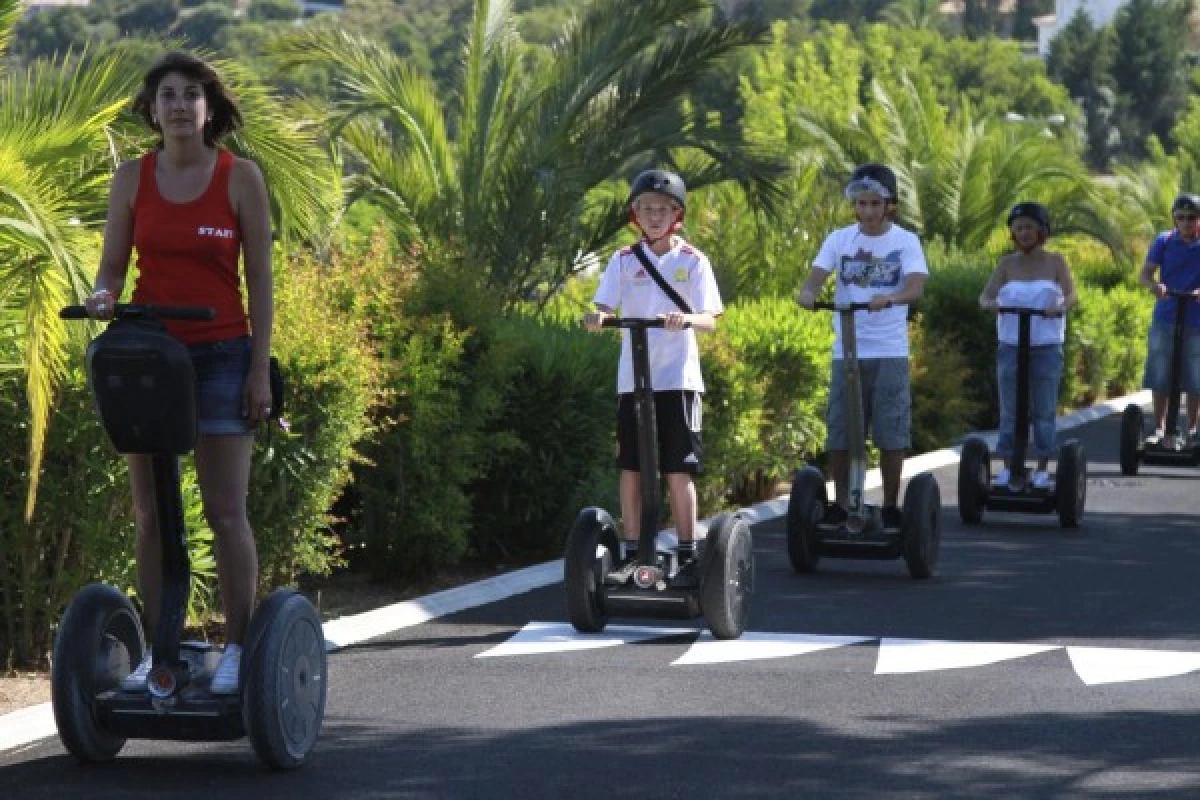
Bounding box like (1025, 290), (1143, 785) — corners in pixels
(979, 202), (1077, 489)
(797, 163), (929, 530)
(583, 169), (723, 583)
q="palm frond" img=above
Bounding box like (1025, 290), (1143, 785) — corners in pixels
(0, 0), (18, 60)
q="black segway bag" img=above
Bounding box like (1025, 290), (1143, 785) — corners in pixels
(86, 319), (196, 455)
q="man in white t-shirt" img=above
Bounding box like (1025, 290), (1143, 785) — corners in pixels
(797, 163), (929, 530)
(583, 169), (724, 585)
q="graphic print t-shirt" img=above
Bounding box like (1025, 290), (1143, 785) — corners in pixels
(812, 223), (928, 359)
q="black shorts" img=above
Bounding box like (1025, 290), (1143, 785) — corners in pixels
(616, 390), (703, 474)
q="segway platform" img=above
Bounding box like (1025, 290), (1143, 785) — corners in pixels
(52, 304), (327, 769)
(564, 318), (754, 640)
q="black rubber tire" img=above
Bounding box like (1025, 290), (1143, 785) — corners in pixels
(786, 467), (826, 573)
(1057, 439), (1087, 529)
(52, 583), (144, 764)
(564, 507), (618, 634)
(1119, 404), (1143, 476)
(958, 437), (991, 525)
(242, 590), (327, 770)
(902, 473), (941, 580)
(701, 512), (754, 640)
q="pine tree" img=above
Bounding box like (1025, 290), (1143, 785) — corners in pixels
(1110, 0), (1190, 156)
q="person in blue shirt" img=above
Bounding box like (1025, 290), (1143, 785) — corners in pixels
(1138, 193), (1200, 447)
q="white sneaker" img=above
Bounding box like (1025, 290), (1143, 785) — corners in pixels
(1032, 471), (1052, 490)
(209, 644), (242, 695)
(120, 649), (153, 692)
(993, 467), (1011, 487)
(1147, 429), (1165, 446)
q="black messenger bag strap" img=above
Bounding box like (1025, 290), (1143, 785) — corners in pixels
(632, 242), (694, 315)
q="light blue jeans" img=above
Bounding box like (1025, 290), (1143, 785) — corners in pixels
(996, 343), (1063, 460)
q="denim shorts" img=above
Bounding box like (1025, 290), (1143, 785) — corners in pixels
(826, 357), (911, 451)
(189, 335), (254, 435)
(1142, 324), (1200, 393)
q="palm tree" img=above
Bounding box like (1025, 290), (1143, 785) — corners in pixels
(881, 0), (947, 33)
(793, 72), (1117, 254)
(0, 3), (340, 517)
(271, 0), (789, 306)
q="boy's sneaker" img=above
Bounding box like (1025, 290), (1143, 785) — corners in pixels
(881, 506), (904, 531)
(821, 504), (848, 527)
(120, 649), (153, 692)
(1146, 429), (1165, 446)
(1032, 471), (1053, 490)
(993, 467), (1011, 487)
(209, 644), (242, 695)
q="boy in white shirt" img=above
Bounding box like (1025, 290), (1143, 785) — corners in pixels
(796, 163), (929, 530)
(583, 169), (724, 583)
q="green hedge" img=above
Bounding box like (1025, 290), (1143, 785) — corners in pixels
(700, 296), (832, 506)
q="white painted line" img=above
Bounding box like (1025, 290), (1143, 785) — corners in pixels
(475, 621), (695, 658)
(0, 389), (1153, 754)
(0, 703), (54, 754)
(673, 631), (872, 666)
(875, 638), (1061, 674)
(322, 560), (565, 651)
(1067, 646), (1200, 686)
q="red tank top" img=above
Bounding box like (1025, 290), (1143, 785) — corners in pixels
(131, 149), (249, 344)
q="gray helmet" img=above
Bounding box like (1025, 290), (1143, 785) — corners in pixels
(845, 163), (898, 202)
(1172, 193), (1200, 215)
(1007, 201), (1051, 233)
(628, 169), (686, 210)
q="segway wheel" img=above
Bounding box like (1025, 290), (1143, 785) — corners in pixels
(1119, 404), (1143, 476)
(902, 473), (941, 580)
(52, 583), (144, 763)
(786, 467), (826, 573)
(1057, 440), (1087, 529)
(700, 512), (754, 640)
(242, 590), (327, 770)
(564, 507), (618, 634)
(957, 436), (991, 525)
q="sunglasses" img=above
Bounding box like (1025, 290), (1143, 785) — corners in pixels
(1175, 214), (1198, 222)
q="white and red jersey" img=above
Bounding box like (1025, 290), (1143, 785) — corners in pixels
(592, 237), (724, 393)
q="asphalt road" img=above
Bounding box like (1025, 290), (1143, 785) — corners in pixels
(4, 411), (1200, 799)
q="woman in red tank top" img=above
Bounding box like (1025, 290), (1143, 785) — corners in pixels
(84, 52), (274, 696)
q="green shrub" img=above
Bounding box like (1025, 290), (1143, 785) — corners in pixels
(914, 254), (996, 427)
(249, 246), (383, 590)
(467, 315), (619, 560)
(1064, 284), (1152, 406)
(702, 296), (832, 505)
(909, 321), (984, 452)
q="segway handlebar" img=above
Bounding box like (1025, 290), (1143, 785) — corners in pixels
(812, 301), (874, 312)
(600, 317), (692, 329)
(1165, 289), (1199, 300)
(994, 306), (1061, 317)
(60, 304), (216, 321)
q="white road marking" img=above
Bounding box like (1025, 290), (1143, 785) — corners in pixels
(474, 621), (694, 658)
(1067, 646), (1200, 686)
(673, 631), (872, 665)
(875, 637), (1061, 674)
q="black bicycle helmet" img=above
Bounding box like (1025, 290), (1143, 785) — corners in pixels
(1007, 201), (1051, 233)
(1172, 193), (1200, 215)
(845, 163), (898, 202)
(628, 169), (687, 210)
